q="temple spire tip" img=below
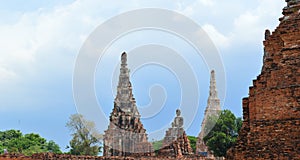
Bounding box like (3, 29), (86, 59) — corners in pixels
(121, 52), (127, 65)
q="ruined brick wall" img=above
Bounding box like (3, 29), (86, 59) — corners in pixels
(0, 153), (209, 160)
(227, 0), (300, 159)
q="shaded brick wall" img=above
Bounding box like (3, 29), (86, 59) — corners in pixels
(227, 0), (300, 159)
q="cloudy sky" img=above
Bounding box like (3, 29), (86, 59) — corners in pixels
(0, 0), (285, 152)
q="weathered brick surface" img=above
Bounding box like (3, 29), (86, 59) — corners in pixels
(0, 153), (209, 160)
(227, 0), (300, 159)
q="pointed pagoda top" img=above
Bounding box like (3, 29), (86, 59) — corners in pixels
(114, 52), (140, 116)
(204, 69), (221, 114)
(121, 52), (127, 66)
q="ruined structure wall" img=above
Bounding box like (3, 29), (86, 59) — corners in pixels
(0, 153), (208, 160)
(227, 0), (300, 159)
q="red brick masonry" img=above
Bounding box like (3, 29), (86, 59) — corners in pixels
(0, 153), (209, 160)
(227, 0), (300, 159)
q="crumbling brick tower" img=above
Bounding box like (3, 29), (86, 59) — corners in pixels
(227, 0), (300, 159)
(158, 109), (193, 157)
(103, 52), (153, 157)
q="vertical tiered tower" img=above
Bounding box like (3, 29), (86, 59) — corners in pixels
(103, 52), (153, 157)
(159, 109), (193, 157)
(227, 0), (300, 159)
(196, 70), (221, 156)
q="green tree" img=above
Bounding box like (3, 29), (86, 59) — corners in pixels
(66, 114), (102, 156)
(236, 117), (243, 133)
(187, 136), (197, 153)
(0, 130), (22, 141)
(0, 143), (4, 154)
(203, 110), (242, 157)
(46, 140), (61, 153)
(0, 130), (61, 155)
(152, 139), (163, 154)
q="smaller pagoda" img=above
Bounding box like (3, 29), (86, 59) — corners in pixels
(158, 109), (193, 157)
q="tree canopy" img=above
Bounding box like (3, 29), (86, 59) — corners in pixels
(0, 129), (61, 155)
(152, 139), (163, 152)
(203, 109), (242, 157)
(187, 136), (197, 153)
(66, 114), (102, 156)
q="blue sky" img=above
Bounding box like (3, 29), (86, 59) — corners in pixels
(0, 0), (285, 152)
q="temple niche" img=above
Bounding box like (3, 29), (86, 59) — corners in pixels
(158, 109), (193, 157)
(103, 52), (153, 157)
(196, 70), (221, 157)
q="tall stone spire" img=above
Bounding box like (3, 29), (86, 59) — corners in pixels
(207, 70), (221, 112)
(103, 52), (153, 157)
(114, 52), (139, 116)
(196, 70), (221, 157)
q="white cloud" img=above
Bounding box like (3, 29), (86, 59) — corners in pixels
(0, 0), (287, 112)
(200, 0), (215, 6)
(232, 0), (285, 44)
(0, 0), (179, 111)
(0, 1), (105, 83)
(0, 66), (17, 82)
(202, 24), (231, 49)
(176, 0), (215, 17)
(175, 0), (285, 51)
(0, 0), (107, 111)
(0, 0), (284, 81)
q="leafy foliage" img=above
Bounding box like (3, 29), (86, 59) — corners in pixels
(187, 136), (197, 153)
(236, 117), (243, 133)
(66, 114), (102, 156)
(203, 110), (242, 157)
(0, 129), (61, 155)
(152, 139), (163, 151)
(46, 140), (62, 153)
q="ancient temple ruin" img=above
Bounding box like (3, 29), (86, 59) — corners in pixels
(103, 52), (153, 157)
(158, 109), (193, 157)
(227, 0), (300, 159)
(196, 70), (221, 157)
